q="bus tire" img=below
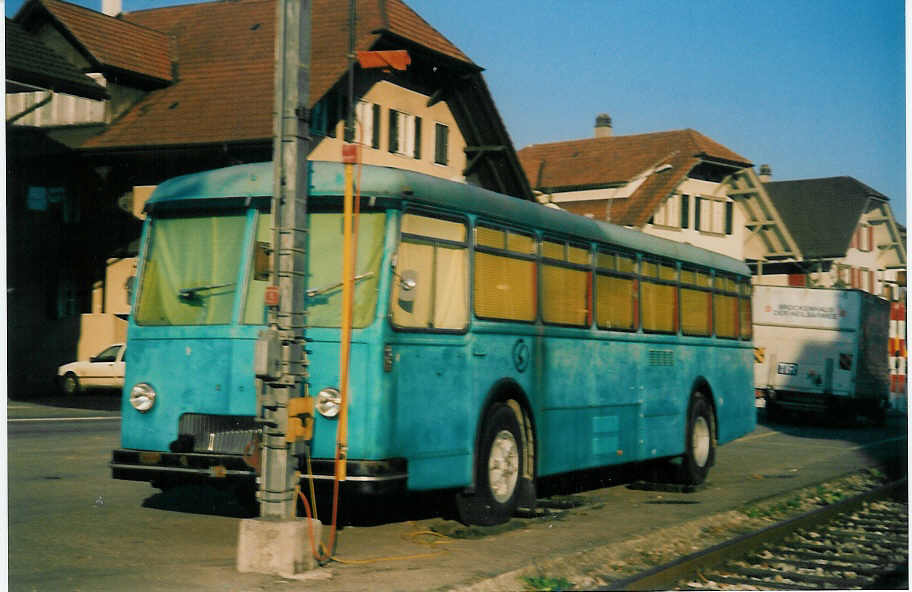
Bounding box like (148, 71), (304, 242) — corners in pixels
(455, 404), (524, 526)
(681, 394), (715, 485)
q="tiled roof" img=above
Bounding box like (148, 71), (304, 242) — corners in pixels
(763, 176), (887, 259)
(37, 0), (173, 82)
(5, 18), (108, 99)
(80, 0), (473, 150)
(518, 129), (752, 227)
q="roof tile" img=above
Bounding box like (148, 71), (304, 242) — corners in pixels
(39, 0), (172, 81)
(764, 176), (887, 259)
(81, 0), (473, 149)
(5, 17), (108, 99)
(519, 129), (751, 227)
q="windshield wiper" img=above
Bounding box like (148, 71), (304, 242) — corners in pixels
(178, 282), (235, 300)
(306, 272), (374, 298)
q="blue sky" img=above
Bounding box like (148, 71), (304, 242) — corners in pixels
(7, 0), (907, 223)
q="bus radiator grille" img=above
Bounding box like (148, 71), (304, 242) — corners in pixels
(177, 414), (259, 454)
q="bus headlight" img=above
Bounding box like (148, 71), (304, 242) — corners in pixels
(130, 383), (157, 413)
(316, 387), (341, 418)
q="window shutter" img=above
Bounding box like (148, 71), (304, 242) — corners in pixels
(681, 194), (689, 229)
(724, 201), (734, 235)
(371, 104), (381, 149)
(388, 109), (398, 153)
(694, 197), (702, 230)
(414, 116), (422, 159)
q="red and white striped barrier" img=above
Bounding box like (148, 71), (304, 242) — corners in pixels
(889, 301), (906, 411)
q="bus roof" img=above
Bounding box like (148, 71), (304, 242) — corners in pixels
(147, 161), (750, 277)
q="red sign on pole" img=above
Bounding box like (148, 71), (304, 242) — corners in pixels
(356, 50), (410, 71)
(264, 285), (280, 307)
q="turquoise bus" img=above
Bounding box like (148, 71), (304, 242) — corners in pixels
(111, 161), (756, 525)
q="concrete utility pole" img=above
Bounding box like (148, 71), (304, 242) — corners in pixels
(238, 0), (319, 576)
(258, 0), (312, 521)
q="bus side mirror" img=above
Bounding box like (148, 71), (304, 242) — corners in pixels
(397, 269), (418, 312)
(253, 242), (270, 281)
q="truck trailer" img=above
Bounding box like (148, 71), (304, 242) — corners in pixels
(753, 285), (890, 424)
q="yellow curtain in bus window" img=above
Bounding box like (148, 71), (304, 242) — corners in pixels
(392, 240), (467, 329)
(739, 281), (752, 339)
(641, 262), (676, 332)
(136, 215), (246, 325)
(542, 264), (588, 326)
(474, 252), (535, 321)
(596, 274), (635, 330)
(714, 277), (738, 338)
(681, 287), (711, 335)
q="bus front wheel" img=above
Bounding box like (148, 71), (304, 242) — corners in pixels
(455, 404), (525, 526)
(681, 394), (715, 485)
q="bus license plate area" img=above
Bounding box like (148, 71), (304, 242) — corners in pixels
(777, 362), (798, 376)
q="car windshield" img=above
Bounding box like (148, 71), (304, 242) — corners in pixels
(94, 345), (121, 362)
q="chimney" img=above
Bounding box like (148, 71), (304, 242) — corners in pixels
(594, 113), (613, 138)
(102, 0), (122, 17)
(758, 164), (772, 182)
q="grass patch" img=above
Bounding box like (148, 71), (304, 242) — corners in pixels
(522, 574), (573, 591)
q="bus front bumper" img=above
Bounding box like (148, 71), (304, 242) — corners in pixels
(111, 449), (408, 495)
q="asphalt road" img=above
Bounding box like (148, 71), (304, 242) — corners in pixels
(7, 395), (908, 591)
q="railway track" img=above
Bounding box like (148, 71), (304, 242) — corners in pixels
(606, 479), (907, 590)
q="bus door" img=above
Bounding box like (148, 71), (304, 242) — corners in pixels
(387, 212), (474, 490)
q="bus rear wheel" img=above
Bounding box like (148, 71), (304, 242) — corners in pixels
(455, 404), (524, 526)
(681, 394), (715, 485)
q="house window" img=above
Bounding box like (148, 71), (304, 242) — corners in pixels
(652, 195), (681, 228)
(694, 197), (730, 234)
(354, 101), (380, 149)
(434, 123), (449, 165)
(388, 109), (420, 158)
(853, 224), (873, 252)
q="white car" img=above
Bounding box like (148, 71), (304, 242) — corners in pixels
(57, 343), (126, 395)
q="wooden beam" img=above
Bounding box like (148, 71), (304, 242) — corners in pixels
(463, 146), (507, 176)
(464, 145), (506, 153)
(426, 88), (445, 107)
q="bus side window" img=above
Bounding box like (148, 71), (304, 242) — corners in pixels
(738, 280), (753, 340)
(714, 275), (739, 339)
(474, 225), (536, 322)
(542, 239), (590, 327)
(595, 250), (636, 331)
(392, 213), (468, 330)
(681, 268), (712, 336)
(641, 260), (677, 333)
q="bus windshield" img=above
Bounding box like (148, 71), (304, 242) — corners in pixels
(301, 212), (385, 328)
(135, 210), (386, 328)
(136, 213), (247, 325)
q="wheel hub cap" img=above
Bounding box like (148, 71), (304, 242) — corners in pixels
(488, 430), (519, 503)
(692, 416), (710, 467)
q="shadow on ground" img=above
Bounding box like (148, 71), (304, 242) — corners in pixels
(9, 391), (122, 412)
